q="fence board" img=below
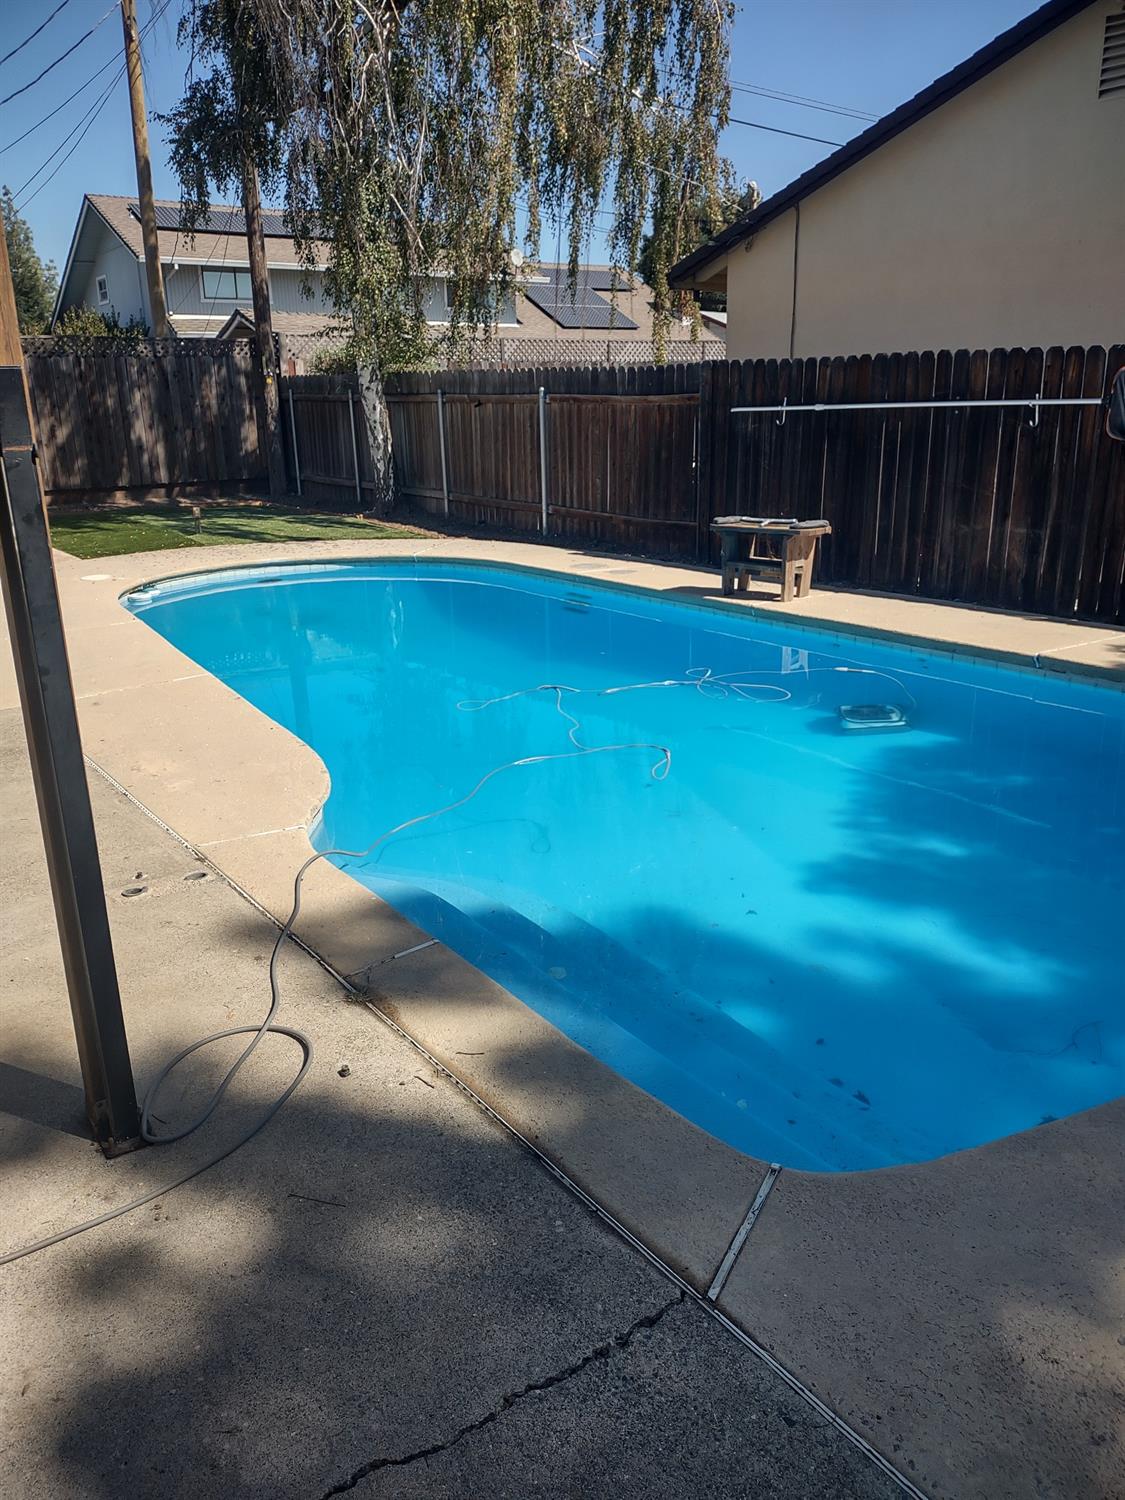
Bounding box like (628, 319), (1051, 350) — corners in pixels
(23, 338), (267, 499)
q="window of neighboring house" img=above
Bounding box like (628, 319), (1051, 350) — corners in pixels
(96, 275), (109, 305)
(201, 268), (255, 301)
(441, 277), (518, 327)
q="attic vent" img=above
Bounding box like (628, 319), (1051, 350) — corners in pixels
(1099, 12), (1125, 97)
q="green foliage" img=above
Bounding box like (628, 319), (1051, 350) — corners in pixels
(638, 169), (760, 312)
(53, 305), (150, 343)
(306, 338), (358, 376)
(2, 186), (57, 333)
(165, 0), (733, 368)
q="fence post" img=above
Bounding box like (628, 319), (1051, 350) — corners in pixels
(695, 360), (715, 563)
(538, 386), (549, 534)
(436, 387), (450, 517)
(347, 388), (362, 510)
(287, 385), (302, 497)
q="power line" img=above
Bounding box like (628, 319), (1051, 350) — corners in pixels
(0, 42), (123, 156)
(13, 64), (126, 205)
(0, 1), (119, 110)
(0, 0), (76, 71)
(1, 0), (176, 156)
(729, 79), (877, 122)
(15, 69), (123, 211)
(727, 115), (842, 148)
(14, 0), (176, 214)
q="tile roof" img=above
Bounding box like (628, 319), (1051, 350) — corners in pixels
(190, 308), (340, 338)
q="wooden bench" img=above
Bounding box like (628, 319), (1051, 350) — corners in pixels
(711, 517), (832, 602)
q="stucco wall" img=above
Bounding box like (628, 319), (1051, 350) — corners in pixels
(725, 1), (1124, 359)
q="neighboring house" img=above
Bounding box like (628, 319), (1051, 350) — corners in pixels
(670, 0), (1124, 359)
(52, 195), (337, 349)
(487, 266), (720, 349)
(54, 195), (722, 365)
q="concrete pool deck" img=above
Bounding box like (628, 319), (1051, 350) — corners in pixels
(2, 535), (1123, 1498)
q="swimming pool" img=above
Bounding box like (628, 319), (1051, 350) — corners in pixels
(126, 560), (1125, 1171)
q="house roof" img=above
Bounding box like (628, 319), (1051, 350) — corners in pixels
(669, 0), (1096, 286)
(86, 194), (331, 270)
(205, 308), (341, 340)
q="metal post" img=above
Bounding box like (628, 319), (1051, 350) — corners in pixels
(436, 388), (450, 518)
(347, 390), (362, 511)
(538, 386), (549, 534)
(287, 386), (302, 496)
(0, 369), (142, 1154)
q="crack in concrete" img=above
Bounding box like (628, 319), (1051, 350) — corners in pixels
(319, 1292), (686, 1496)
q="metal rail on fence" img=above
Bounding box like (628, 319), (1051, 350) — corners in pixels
(733, 395), (1106, 427)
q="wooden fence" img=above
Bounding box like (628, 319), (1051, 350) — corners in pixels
(23, 337), (267, 500)
(21, 334), (1125, 623)
(705, 345), (1125, 623)
(375, 345), (1125, 623)
(279, 373), (379, 508)
(382, 363), (704, 552)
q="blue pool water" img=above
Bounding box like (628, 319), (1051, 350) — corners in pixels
(126, 560), (1125, 1171)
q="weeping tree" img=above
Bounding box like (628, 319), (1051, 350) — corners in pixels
(639, 168), (760, 312)
(166, 0), (733, 510)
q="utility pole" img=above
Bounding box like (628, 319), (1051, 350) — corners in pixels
(121, 0), (168, 338)
(0, 204), (142, 1155)
(240, 156), (287, 498)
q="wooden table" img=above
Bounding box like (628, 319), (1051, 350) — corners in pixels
(711, 517), (832, 602)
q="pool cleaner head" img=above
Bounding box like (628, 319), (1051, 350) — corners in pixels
(838, 703), (909, 732)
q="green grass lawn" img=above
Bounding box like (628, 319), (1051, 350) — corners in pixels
(49, 505), (431, 560)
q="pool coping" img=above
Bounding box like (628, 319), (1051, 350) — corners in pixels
(16, 536), (1125, 1500)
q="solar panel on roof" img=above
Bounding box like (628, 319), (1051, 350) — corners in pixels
(541, 267), (634, 293)
(522, 283), (638, 329)
(132, 203), (295, 237)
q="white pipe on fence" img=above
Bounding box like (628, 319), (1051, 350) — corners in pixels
(436, 388), (450, 517)
(538, 387), (549, 534)
(732, 396), (1104, 423)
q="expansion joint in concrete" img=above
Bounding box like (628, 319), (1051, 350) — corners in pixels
(707, 1161), (782, 1302)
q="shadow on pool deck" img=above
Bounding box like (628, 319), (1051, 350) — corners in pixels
(354, 904), (1125, 1500)
(314, 711), (1125, 1500)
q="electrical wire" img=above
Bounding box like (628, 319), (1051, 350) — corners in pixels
(0, 0), (75, 71)
(0, 0), (174, 156)
(15, 71), (123, 212)
(11, 64), (125, 205)
(0, 44), (123, 157)
(729, 79), (877, 122)
(727, 115), (842, 148)
(0, 1), (119, 110)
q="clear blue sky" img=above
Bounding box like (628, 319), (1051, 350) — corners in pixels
(2, 0), (1039, 275)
